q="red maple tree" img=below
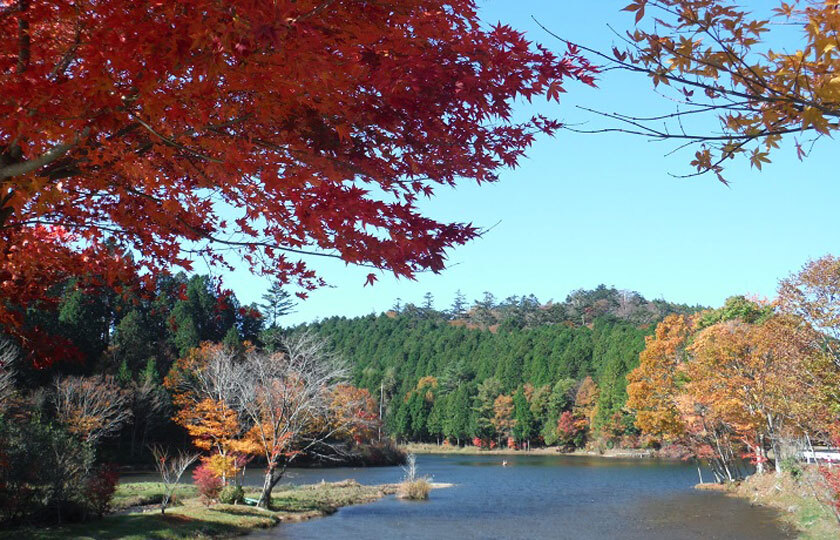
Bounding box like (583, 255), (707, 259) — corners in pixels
(1, 0), (596, 365)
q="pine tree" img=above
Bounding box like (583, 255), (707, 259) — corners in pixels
(140, 358), (159, 384)
(450, 290), (467, 319)
(512, 387), (535, 443)
(444, 385), (471, 445)
(114, 309), (154, 372)
(472, 378), (503, 440)
(116, 359), (132, 386)
(260, 281), (297, 328)
(222, 326), (244, 357)
(421, 292), (435, 316)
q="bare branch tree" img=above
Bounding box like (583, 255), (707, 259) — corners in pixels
(235, 331), (347, 508)
(150, 445), (198, 515)
(53, 375), (132, 446)
(167, 345), (246, 409)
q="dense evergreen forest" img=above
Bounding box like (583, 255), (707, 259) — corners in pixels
(9, 273), (701, 457)
(299, 287), (703, 447)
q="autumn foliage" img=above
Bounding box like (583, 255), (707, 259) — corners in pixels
(84, 464), (119, 518)
(330, 384), (379, 444)
(555, 411), (586, 448)
(627, 263), (840, 482)
(573, 1), (840, 181)
(0, 0), (596, 367)
(192, 462), (224, 504)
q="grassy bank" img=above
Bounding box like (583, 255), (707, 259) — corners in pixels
(698, 470), (840, 540)
(23, 480), (399, 540)
(401, 442), (654, 459)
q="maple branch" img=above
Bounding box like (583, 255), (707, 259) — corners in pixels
(128, 112), (224, 164)
(50, 18), (82, 79)
(290, 0), (337, 25)
(0, 128), (90, 181)
(565, 106), (814, 141)
(16, 0), (29, 74)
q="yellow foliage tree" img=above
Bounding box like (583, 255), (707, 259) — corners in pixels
(492, 394), (516, 440)
(627, 314), (694, 440)
(573, 376), (600, 429)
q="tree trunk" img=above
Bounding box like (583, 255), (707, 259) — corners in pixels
(258, 470), (274, 508)
(258, 462), (288, 508)
(806, 433), (816, 464)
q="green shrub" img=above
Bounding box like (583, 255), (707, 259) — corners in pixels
(781, 457), (803, 480)
(219, 485), (245, 505)
(0, 415), (94, 525)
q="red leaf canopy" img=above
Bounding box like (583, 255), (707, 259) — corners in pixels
(0, 0), (596, 362)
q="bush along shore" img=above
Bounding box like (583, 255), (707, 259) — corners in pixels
(17, 479), (443, 540)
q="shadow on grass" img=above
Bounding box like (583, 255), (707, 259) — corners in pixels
(27, 506), (276, 540)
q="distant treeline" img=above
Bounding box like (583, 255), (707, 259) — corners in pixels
(11, 277), (700, 454)
(297, 286), (703, 447)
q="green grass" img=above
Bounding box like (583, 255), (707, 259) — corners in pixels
(18, 480), (395, 540)
(112, 482), (198, 511)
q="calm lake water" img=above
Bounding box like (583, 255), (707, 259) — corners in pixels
(200, 453), (793, 540)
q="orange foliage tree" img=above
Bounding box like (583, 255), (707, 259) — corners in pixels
(628, 313), (754, 481)
(330, 384), (380, 444)
(492, 394), (515, 444)
(164, 343), (256, 482)
(779, 254), (840, 371)
(628, 302), (836, 481)
(53, 374), (131, 446)
(1, 0), (596, 367)
(627, 314), (694, 441)
(172, 398), (255, 482)
(573, 376), (600, 430)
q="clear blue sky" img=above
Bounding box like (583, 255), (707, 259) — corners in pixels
(201, 1), (840, 325)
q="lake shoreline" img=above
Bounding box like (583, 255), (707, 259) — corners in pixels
(695, 469), (840, 539)
(401, 442), (657, 459)
(22, 479), (451, 540)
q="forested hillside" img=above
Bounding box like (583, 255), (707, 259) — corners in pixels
(8, 271), (701, 458)
(299, 287), (702, 447)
